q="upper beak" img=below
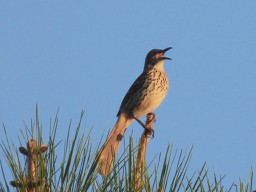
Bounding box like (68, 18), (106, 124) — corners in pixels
(163, 47), (172, 54)
(162, 47), (172, 60)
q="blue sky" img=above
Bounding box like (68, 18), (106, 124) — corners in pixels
(1, 0), (256, 188)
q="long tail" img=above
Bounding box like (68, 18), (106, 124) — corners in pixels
(97, 114), (133, 175)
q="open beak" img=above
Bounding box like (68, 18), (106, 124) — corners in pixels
(161, 47), (172, 60)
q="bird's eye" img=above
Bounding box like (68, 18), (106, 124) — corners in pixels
(154, 53), (163, 59)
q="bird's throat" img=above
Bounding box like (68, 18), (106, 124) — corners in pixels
(153, 60), (165, 72)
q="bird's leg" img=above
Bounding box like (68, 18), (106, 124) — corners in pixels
(132, 116), (148, 130)
(132, 114), (155, 138)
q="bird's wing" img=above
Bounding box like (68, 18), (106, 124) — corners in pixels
(117, 71), (151, 117)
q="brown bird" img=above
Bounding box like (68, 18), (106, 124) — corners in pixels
(98, 47), (172, 175)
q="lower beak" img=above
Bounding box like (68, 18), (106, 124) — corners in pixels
(162, 57), (171, 60)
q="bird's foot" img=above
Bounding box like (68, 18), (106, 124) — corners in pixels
(144, 126), (155, 138)
(145, 113), (156, 138)
(132, 113), (155, 138)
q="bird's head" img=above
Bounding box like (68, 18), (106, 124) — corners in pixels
(144, 47), (172, 70)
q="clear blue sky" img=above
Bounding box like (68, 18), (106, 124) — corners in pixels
(1, 0), (256, 188)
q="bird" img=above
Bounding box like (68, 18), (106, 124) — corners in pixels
(97, 47), (172, 175)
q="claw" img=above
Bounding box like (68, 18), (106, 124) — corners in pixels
(132, 115), (155, 138)
(145, 127), (154, 138)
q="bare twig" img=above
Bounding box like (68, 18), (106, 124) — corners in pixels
(135, 112), (156, 190)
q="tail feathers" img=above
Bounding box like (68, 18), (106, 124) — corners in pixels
(98, 115), (133, 175)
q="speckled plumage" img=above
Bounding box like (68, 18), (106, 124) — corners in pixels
(117, 67), (169, 118)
